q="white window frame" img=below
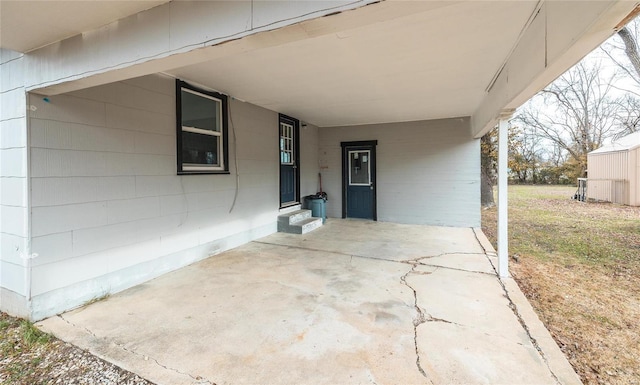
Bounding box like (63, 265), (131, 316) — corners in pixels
(280, 122), (295, 166)
(348, 150), (371, 186)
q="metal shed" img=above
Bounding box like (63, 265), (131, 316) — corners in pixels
(587, 131), (640, 206)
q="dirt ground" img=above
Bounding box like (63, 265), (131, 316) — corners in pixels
(482, 185), (640, 385)
(0, 312), (154, 385)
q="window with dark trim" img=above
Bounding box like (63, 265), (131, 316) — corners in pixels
(176, 80), (229, 174)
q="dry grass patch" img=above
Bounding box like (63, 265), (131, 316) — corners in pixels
(0, 312), (154, 384)
(483, 185), (640, 385)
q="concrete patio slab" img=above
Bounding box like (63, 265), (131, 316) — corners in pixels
(37, 220), (581, 385)
(258, 219), (484, 262)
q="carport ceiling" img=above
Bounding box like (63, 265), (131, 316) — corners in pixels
(168, 1), (539, 127)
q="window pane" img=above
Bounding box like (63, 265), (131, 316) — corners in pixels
(182, 131), (219, 166)
(350, 151), (370, 185)
(181, 90), (221, 132)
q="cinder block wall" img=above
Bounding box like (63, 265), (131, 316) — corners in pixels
(318, 117), (480, 227)
(25, 74), (318, 320)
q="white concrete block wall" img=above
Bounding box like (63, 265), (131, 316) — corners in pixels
(318, 117), (480, 227)
(25, 74), (314, 320)
(0, 49), (30, 317)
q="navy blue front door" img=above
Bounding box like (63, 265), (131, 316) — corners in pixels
(342, 142), (377, 220)
(279, 115), (299, 207)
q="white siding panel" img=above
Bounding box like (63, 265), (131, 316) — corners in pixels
(30, 118), (73, 149)
(0, 54), (24, 93)
(0, 261), (26, 295)
(72, 124), (136, 153)
(29, 94), (106, 127)
(0, 205), (27, 237)
(31, 177), (136, 207)
(30, 253), (109, 297)
(252, 1), (352, 29)
(71, 220), (142, 257)
(159, 194), (188, 216)
(0, 88), (26, 121)
(0, 177), (26, 207)
(31, 148), (107, 177)
(31, 118), (135, 153)
(133, 132), (174, 155)
(106, 197), (160, 224)
(0, 119), (27, 149)
(168, 1), (251, 51)
(106, 104), (174, 134)
(75, 176), (137, 203)
(31, 232), (73, 267)
(0, 49), (22, 65)
(104, 152), (137, 176)
(31, 202), (108, 237)
(0, 56), (28, 316)
(0, 148), (27, 177)
(236, 132), (277, 160)
(0, 233), (28, 265)
(300, 123), (320, 197)
(135, 175), (184, 197)
(70, 82), (174, 116)
(132, 154), (174, 176)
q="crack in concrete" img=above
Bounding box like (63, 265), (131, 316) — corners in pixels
(58, 313), (100, 341)
(403, 252), (489, 265)
(256, 240), (490, 278)
(471, 228), (562, 385)
(423, 314), (461, 325)
(400, 263), (435, 384)
(402, 253), (497, 276)
(419, 262), (497, 276)
(57, 314), (216, 385)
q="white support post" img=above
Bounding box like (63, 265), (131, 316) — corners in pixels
(497, 113), (512, 278)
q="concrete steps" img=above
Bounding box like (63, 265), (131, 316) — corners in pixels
(277, 209), (323, 234)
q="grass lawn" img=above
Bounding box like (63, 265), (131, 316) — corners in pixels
(482, 185), (640, 385)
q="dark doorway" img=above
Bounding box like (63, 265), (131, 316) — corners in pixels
(279, 114), (300, 207)
(341, 141), (377, 220)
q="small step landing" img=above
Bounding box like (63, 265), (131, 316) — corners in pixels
(278, 209), (323, 234)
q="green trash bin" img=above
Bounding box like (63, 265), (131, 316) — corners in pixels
(304, 195), (326, 223)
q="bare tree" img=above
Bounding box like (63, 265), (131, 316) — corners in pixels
(617, 26), (640, 81)
(546, 142), (567, 169)
(508, 125), (545, 184)
(601, 17), (640, 139)
(602, 18), (640, 87)
(517, 60), (622, 178)
(480, 128), (497, 207)
(614, 93), (640, 139)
